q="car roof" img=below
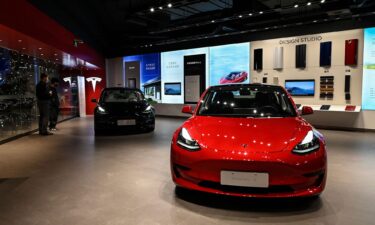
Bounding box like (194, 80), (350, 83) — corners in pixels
(103, 87), (142, 92)
(209, 83), (283, 90)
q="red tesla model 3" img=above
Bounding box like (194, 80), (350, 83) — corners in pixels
(219, 71), (248, 84)
(171, 84), (327, 198)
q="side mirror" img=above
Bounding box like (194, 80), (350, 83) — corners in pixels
(301, 106), (313, 115)
(91, 98), (97, 103)
(181, 105), (193, 114)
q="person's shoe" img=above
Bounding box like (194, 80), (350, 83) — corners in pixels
(40, 132), (54, 136)
(49, 128), (57, 131)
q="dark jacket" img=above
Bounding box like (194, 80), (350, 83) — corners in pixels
(50, 86), (60, 107)
(36, 81), (50, 101)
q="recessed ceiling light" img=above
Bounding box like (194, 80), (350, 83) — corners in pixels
(150, 7), (154, 12)
(211, 20), (215, 23)
(321, 0), (325, 3)
(22, 47), (26, 50)
(40, 53), (44, 56)
(54, 53), (58, 56)
(238, 15), (242, 18)
(307, 2), (312, 6)
(0, 40), (2, 42)
(249, 13), (253, 16)
(55, 58), (58, 60)
(259, 11), (263, 14)
(313, 20), (318, 23)
(38, 47), (42, 50)
(18, 39), (22, 42)
(158, 6), (163, 10)
(294, 4), (299, 8)
(168, 3), (172, 8)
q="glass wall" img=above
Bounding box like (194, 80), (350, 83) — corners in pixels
(0, 47), (78, 142)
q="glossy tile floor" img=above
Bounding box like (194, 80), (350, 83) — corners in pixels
(0, 117), (375, 225)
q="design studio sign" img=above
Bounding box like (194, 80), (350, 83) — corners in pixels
(279, 36), (323, 45)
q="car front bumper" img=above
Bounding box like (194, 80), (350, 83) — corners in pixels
(94, 112), (155, 131)
(171, 144), (327, 198)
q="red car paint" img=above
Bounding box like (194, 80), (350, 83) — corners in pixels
(219, 71), (248, 84)
(171, 84), (327, 198)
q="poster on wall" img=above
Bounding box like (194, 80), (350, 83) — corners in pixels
(209, 42), (250, 86)
(184, 54), (206, 103)
(362, 28), (375, 110)
(124, 54), (161, 102)
(161, 48), (208, 104)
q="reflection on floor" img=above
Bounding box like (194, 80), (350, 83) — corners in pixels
(0, 117), (374, 225)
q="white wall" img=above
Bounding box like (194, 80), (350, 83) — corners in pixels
(106, 57), (124, 87)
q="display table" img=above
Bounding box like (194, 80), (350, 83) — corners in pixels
(297, 104), (361, 112)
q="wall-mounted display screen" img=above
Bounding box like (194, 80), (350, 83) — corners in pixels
(285, 80), (315, 96)
(164, 83), (181, 95)
(209, 42), (250, 86)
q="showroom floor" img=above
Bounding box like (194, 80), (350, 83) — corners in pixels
(0, 117), (374, 225)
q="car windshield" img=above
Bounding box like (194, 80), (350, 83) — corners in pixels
(225, 72), (239, 80)
(101, 89), (144, 103)
(197, 86), (297, 118)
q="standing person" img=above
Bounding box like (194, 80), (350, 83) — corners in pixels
(49, 78), (60, 131)
(36, 73), (52, 135)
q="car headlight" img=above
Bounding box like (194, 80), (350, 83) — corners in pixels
(177, 127), (200, 151)
(143, 105), (153, 113)
(293, 130), (320, 154)
(97, 106), (107, 114)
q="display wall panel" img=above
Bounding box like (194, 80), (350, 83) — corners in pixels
(273, 47), (283, 70)
(184, 54), (206, 103)
(295, 44), (306, 68)
(124, 53), (161, 102)
(161, 47), (208, 104)
(209, 42), (250, 86)
(320, 41), (332, 67)
(362, 28), (375, 110)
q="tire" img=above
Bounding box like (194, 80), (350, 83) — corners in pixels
(94, 128), (103, 136)
(146, 125), (155, 132)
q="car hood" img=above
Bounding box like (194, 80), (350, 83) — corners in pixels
(183, 116), (311, 153)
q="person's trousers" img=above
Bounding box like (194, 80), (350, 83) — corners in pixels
(49, 106), (59, 129)
(37, 100), (50, 134)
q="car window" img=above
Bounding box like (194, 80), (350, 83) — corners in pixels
(101, 90), (144, 103)
(197, 86), (297, 118)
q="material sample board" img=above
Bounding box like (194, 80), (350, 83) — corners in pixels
(254, 48), (263, 70)
(320, 76), (334, 99)
(273, 47), (283, 70)
(345, 39), (358, 66)
(320, 42), (332, 67)
(295, 44), (306, 68)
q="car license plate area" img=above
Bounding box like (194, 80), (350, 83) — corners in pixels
(220, 171), (269, 188)
(117, 119), (136, 126)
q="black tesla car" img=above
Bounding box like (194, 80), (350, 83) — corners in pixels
(93, 87), (155, 134)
